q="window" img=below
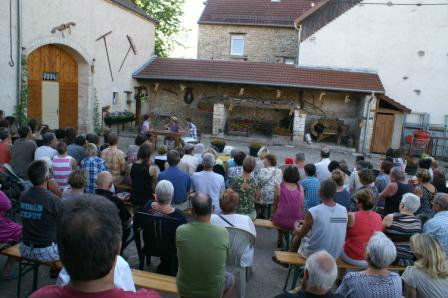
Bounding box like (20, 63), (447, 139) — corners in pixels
(230, 35), (245, 56)
(112, 92), (119, 105)
(284, 58), (295, 65)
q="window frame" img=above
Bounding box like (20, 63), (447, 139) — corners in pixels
(230, 34), (246, 57)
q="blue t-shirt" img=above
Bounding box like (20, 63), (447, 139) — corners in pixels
(158, 166), (191, 204)
(333, 189), (352, 211)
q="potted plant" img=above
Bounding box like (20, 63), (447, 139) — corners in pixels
(210, 139), (226, 153)
(249, 143), (263, 157)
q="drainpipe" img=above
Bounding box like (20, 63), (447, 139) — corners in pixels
(294, 21), (302, 67)
(362, 93), (375, 154)
(16, 0), (22, 109)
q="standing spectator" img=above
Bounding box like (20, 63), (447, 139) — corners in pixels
(0, 191), (22, 279)
(64, 127), (77, 145)
(315, 147), (331, 182)
(431, 161), (447, 193)
(127, 134), (148, 166)
(380, 168), (412, 215)
(130, 144), (158, 208)
(10, 126), (37, 179)
(229, 156), (260, 220)
(423, 193), (448, 255)
(275, 251), (341, 298)
(383, 193), (422, 266)
(61, 170), (86, 201)
(418, 158), (433, 181)
(191, 153), (225, 214)
(402, 233), (448, 298)
(376, 160), (393, 193)
(20, 161), (62, 262)
(341, 189), (383, 267)
(257, 153), (282, 217)
(254, 146), (270, 177)
(332, 169), (352, 211)
(52, 142), (77, 189)
(294, 152), (306, 182)
(54, 128), (66, 142)
(101, 133), (126, 184)
(387, 148), (406, 173)
(336, 232), (402, 298)
(80, 143), (108, 193)
(176, 192), (234, 298)
(193, 143), (205, 164)
(140, 114), (152, 138)
(211, 189), (256, 267)
(0, 128), (12, 164)
(99, 129), (111, 152)
(34, 132), (57, 166)
(158, 150), (191, 210)
(349, 160), (370, 194)
(179, 143), (199, 175)
(301, 164), (321, 211)
(68, 135), (87, 164)
(414, 169), (436, 221)
(27, 119), (39, 140)
(30, 196), (159, 298)
(86, 133), (100, 147)
(358, 169), (379, 208)
(291, 179), (348, 259)
(227, 151), (246, 179)
(272, 165), (304, 248)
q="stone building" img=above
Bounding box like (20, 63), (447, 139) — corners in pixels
(0, 0), (156, 132)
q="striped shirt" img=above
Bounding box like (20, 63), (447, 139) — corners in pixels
(300, 176), (321, 211)
(189, 123), (197, 140)
(52, 155), (74, 189)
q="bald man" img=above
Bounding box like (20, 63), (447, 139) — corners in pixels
(424, 193), (448, 255)
(95, 171), (131, 243)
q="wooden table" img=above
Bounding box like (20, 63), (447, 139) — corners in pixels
(150, 130), (183, 148)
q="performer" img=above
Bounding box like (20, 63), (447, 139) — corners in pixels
(164, 116), (179, 146)
(182, 117), (198, 144)
(140, 114), (152, 139)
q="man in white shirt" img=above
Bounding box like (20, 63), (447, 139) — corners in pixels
(314, 147), (331, 182)
(34, 132), (57, 167)
(179, 143), (199, 175)
(191, 153), (225, 213)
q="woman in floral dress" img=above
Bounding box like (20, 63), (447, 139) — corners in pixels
(257, 154), (282, 218)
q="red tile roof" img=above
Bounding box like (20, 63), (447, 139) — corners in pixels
(133, 58), (385, 93)
(198, 0), (323, 28)
(109, 0), (158, 24)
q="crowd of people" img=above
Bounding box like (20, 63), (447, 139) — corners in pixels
(0, 113), (447, 298)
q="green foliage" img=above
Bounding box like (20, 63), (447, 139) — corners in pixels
(136, 0), (185, 57)
(15, 54), (28, 125)
(249, 143), (263, 150)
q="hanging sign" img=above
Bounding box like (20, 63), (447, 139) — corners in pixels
(42, 72), (58, 81)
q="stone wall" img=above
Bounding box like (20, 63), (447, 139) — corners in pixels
(198, 24), (298, 63)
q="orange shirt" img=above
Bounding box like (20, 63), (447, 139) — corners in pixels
(0, 142), (11, 164)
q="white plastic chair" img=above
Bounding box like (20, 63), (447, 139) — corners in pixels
(226, 227), (256, 298)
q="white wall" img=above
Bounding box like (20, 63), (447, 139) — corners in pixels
(0, 0), (155, 130)
(299, 0), (448, 125)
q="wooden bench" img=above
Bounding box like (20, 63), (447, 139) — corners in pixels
(132, 269), (177, 294)
(1, 244), (62, 269)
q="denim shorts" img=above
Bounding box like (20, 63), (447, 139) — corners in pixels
(20, 242), (59, 262)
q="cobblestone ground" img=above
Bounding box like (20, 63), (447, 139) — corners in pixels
(0, 134), (382, 298)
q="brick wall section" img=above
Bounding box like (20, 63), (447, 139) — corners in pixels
(198, 24), (298, 63)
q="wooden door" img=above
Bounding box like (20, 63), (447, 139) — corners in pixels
(371, 113), (395, 153)
(27, 45), (78, 128)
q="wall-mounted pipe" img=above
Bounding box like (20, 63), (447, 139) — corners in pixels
(16, 0), (22, 110)
(362, 93), (375, 154)
(294, 22), (302, 67)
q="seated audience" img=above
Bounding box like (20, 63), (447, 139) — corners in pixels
(10, 125), (37, 179)
(414, 169), (436, 221)
(179, 143), (198, 175)
(0, 191), (22, 279)
(158, 150), (191, 210)
(315, 147), (332, 182)
(127, 134), (147, 165)
(294, 152), (306, 182)
(228, 150), (246, 179)
(193, 143), (205, 164)
(423, 193), (448, 255)
(27, 119), (39, 140)
(99, 129), (111, 152)
(86, 133), (100, 147)
(387, 148), (406, 172)
(80, 143), (108, 193)
(380, 167), (412, 215)
(54, 128), (65, 142)
(328, 160), (340, 173)
(67, 135), (87, 164)
(0, 127), (11, 164)
(61, 170), (86, 201)
(431, 160), (447, 193)
(418, 158), (433, 181)
(300, 164), (321, 211)
(341, 189), (383, 267)
(176, 192), (234, 298)
(211, 189), (256, 267)
(254, 146), (269, 177)
(130, 144), (158, 207)
(20, 160), (62, 262)
(383, 193), (422, 266)
(31, 196), (159, 298)
(291, 179), (348, 259)
(191, 153), (225, 214)
(34, 132), (57, 166)
(100, 132), (126, 184)
(64, 127), (77, 146)
(349, 160), (369, 194)
(332, 169), (351, 211)
(336, 232), (402, 298)
(275, 250), (341, 298)
(375, 160), (393, 193)
(52, 142), (77, 189)
(229, 156), (259, 220)
(358, 169), (379, 208)
(258, 154), (282, 216)
(154, 145), (168, 172)
(402, 233), (448, 298)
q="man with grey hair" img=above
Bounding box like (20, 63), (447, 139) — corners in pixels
(424, 193), (448, 255)
(179, 143), (199, 175)
(191, 153), (225, 214)
(380, 167), (412, 215)
(295, 152), (306, 182)
(34, 132), (57, 167)
(314, 147), (331, 182)
(275, 250), (341, 298)
(151, 180), (188, 225)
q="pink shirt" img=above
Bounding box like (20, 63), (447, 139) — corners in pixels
(52, 155), (74, 188)
(31, 286), (160, 298)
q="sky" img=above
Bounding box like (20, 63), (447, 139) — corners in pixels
(170, 0), (206, 59)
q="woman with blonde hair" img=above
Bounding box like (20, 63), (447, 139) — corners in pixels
(414, 168), (436, 221)
(402, 233), (448, 298)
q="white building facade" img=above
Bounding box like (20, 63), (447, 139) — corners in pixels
(298, 0), (448, 128)
(0, 0), (156, 132)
